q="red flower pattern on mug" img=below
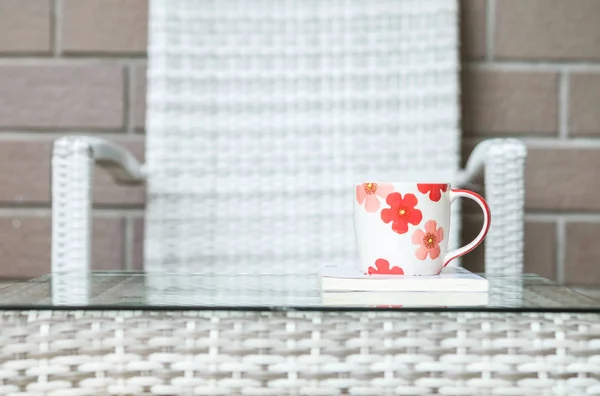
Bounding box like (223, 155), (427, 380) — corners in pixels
(368, 258), (404, 275)
(417, 183), (448, 202)
(356, 182), (394, 213)
(412, 220), (444, 260)
(380, 192), (423, 234)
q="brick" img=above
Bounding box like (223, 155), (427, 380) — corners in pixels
(132, 218), (144, 270)
(565, 222), (600, 285)
(464, 143), (600, 211)
(0, 0), (51, 54)
(0, 139), (145, 206)
(62, 0), (148, 54)
(526, 147), (600, 211)
(523, 221), (556, 280)
(495, 0), (600, 61)
(0, 217), (124, 278)
(0, 218), (51, 278)
(462, 217), (556, 279)
(460, 216), (485, 273)
(462, 70), (558, 136)
(0, 65), (124, 130)
(460, 0), (486, 60)
(92, 218), (126, 271)
(569, 73), (600, 137)
(0, 141), (51, 204)
(133, 65), (147, 130)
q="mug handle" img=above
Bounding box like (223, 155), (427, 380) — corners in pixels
(443, 189), (491, 267)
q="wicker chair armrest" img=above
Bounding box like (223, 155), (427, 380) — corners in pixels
(51, 137), (145, 276)
(459, 139), (527, 276)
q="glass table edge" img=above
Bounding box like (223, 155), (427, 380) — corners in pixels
(1, 305), (600, 314)
(0, 271), (597, 313)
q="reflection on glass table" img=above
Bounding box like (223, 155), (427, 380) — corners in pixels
(0, 271), (596, 310)
(1, 271), (600, 396)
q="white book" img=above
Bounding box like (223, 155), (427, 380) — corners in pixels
(322, 291), (489, 307)
(321, 265), (488, 292)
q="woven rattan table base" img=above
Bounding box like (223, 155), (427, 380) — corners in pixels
(0, 310), (599, 395)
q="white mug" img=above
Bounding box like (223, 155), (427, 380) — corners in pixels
(354, 182), (490, 276)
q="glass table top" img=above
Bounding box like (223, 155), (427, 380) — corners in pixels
(0, 271), (597, 312)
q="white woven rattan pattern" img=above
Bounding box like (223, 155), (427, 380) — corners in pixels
(143, 0), (461, 275)
(0, 310), (599, 395)
(484, 140), (527, 276)
(51, 138), (93, 274)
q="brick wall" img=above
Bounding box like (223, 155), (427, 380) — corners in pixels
(0, 0), (147, 277)
(460, 0), (600, 291)
(1, 0), (599, 288)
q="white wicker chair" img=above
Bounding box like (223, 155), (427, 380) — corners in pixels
(51, 0), (526, 280)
